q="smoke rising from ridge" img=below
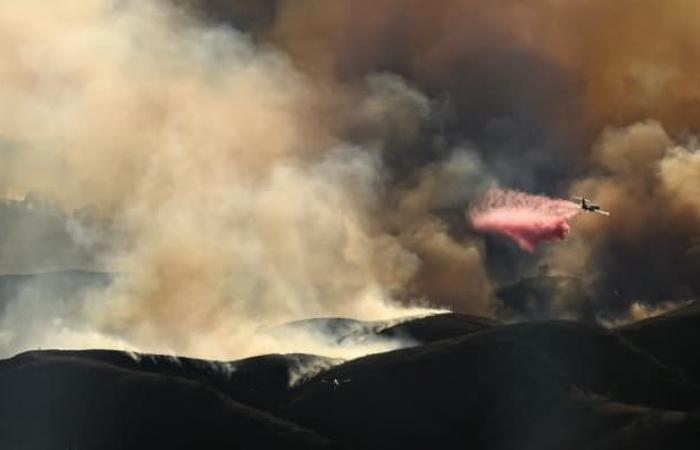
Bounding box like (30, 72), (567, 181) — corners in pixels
(0, 0), (489, 359)
(2, 0), (700, 356)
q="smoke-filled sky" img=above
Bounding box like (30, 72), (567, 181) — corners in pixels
(1, 0), (699, 358)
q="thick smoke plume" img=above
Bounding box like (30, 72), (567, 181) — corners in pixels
(3, 0), (700, 356)
(470, 188), (580, 252)
(242, 0), (700, 319)
(0, 0), (491, 360)
(545, 120), (700, 316)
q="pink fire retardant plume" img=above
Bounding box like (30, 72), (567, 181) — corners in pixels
(469, 188), (581, 252)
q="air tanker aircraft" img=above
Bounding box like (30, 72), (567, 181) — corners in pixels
(572, 196), (610, 216)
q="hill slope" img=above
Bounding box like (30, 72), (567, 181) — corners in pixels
(2, 309), (700, 449)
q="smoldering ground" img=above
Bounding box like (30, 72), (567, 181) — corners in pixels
(1, 0), (700, 360)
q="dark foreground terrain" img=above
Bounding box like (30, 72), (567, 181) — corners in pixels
(2, 304), (700, 449)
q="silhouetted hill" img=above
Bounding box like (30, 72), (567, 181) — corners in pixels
(267, 317), (388, 346)
(278, 320), (700, 450)
(271, 313), (497, 347)
(0, 351), (338, 450)
(378, 312), (496, 343)
(2, 309), (700, 449)
(1, 349), (338, 412)
(620, 299), (700, 385)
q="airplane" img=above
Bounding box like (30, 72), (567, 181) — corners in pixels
(572, 196), (610, 216)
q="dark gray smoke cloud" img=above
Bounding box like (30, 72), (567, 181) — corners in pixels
(183, 0), (700, 320)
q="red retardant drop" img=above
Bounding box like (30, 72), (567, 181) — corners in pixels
(469, 188), (581, 252)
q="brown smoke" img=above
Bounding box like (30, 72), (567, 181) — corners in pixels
(260, 0), (700, 316)
(546, 121), (700, 314)
(3, 0), (700, 357)
(267, 0), (700, 131)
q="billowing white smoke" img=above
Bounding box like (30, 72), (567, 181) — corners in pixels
(0, 0), (448, 360)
